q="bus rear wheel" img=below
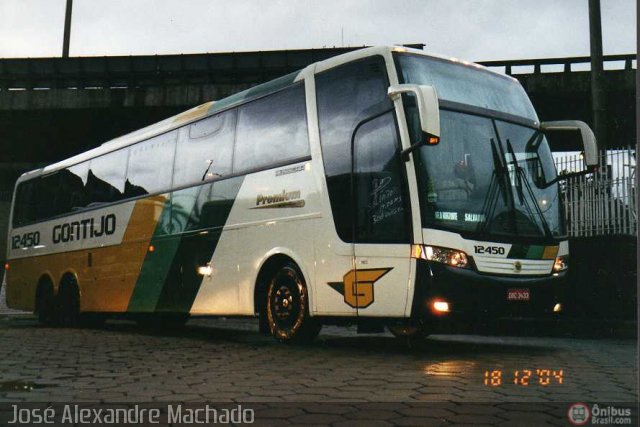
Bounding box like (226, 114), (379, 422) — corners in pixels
(57, 279), (80, 327)
(266, 262), (320, 344)
(35, 281), (56, 326)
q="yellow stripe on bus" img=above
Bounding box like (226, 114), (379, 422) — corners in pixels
(6, 196), (165, 313)
(542, 245), (559, 260)
(171, 102), (213, 126)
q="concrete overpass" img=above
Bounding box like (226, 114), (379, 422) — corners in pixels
(0, 47), (634, 167)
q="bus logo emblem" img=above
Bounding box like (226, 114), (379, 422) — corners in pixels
(328, 268), (392, 308)
(252, 190), (305, 209)
(514, 261), (522, 271)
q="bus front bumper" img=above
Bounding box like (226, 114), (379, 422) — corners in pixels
(413, 259), (567, 322)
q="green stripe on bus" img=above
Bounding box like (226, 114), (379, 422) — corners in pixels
(127, 177), (245, 314)
(127, 197), (176, 312)
(153, 178), (244, 313)
(207, 72), (299, 116)
(525, 246), (545, 259)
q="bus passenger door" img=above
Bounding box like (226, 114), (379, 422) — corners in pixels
(351, 111), (413, 318)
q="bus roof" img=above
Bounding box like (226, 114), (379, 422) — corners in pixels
(19, 46), (507, 183)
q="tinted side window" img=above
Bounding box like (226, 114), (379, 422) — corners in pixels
(12, 181), (34, 227)
(13, 163), (91, 227)
(353, 112), (410, 243)
(38, 174), (62, 219)
(56, 162), (89, 213)
(126, 131), (177, 197)
(86, 149), (128, 205)
(12, 173), (60, 226)
(316, 56), (392, 241)
(234, 84), (309, 172)
(13, 180), (38, 227)
(174, 110), (235, 187)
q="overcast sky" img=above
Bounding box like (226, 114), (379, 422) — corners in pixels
(0, 0), (636, 61)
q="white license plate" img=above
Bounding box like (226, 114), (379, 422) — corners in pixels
(507, 288), (530, 301)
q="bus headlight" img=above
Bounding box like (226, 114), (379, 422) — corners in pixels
(412, 245), (469, 268)
(553, 255), (569, 272)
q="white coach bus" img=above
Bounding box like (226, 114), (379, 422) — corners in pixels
(3, 46), (597, 342)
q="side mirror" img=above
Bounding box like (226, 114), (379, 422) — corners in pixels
(388, 84), (440, 160)
(540, 120), (598, 169)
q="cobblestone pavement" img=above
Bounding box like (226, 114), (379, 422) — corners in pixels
(0, 310), (636, 426)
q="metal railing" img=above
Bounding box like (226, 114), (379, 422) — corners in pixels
(0, 51), (633, 90)
(554, 146), (636, 237)
(481, 54), (636, 75)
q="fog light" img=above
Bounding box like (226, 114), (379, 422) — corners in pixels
(433, 301), (450, 313)
(553, 303), (562, 313)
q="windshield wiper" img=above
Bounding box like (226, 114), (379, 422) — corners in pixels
(477, 137), (512, 234)
(516, 166), (553, 238)
(506, 139), (524, 204)
(506, 138), (553, 239)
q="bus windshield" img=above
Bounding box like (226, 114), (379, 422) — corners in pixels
(394, 53), (564, 239)
(414, 111), (564, 238)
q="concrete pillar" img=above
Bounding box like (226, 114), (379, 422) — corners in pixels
(589, 0), (607, 148)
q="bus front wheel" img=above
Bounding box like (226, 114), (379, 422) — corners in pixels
(387, 321), (430, 340)
(266, 262), (320, 344)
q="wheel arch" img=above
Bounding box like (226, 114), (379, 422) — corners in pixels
(253, 248), (314, 316)
(58, 270), (82, 302)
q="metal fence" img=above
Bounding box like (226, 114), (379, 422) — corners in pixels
(554, 146), (637, 237)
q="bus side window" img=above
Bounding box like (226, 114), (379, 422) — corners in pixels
(38, 174), (63, 219)
(11, 183), (28, 227)
(316, 55), (392, 242)
(86, 148), (129, 205)
(125, 131), (177, 197)
(234, 84), (309, 173)
(12, 164), (89, 227)
(174, 110), (235, 187)
(353, 112), (410, 243)
(12, 180), (38, 227)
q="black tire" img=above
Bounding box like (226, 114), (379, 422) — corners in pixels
(266, 262), (321, 344)
(35, 281), (57, 326)
(258, 310), (270, 334)
(57, 279), (80, 327)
